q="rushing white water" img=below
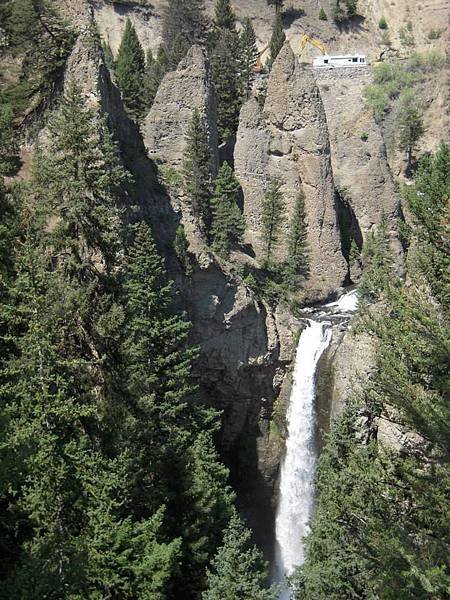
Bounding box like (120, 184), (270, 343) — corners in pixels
(274, 320), (332, 597)
(273, 290), (359, 598)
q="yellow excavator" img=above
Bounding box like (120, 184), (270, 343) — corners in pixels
(298, 34), (327, 58)
(253, 45), (269, 73)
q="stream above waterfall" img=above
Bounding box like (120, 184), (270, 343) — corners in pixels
(273, 289), (359, 599)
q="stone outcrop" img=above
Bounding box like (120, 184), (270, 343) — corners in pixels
(139, 42), (292, 455)
(143, 45), (218, 174)
(315, 68), (404, 278)
(234, 43), (347, 302)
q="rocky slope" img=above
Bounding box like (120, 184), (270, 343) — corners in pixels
(235, 42), (348, 302)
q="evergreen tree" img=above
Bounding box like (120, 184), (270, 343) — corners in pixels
(210, 0), (242, 142)
(181, 430), (234, 595)
(102, 39), (115, 72)
(122, 221), (196, 440)
(174, 223), (192, 274)
(294, 145), (450, 599)
(358, 217), (393, 306)
(284, 191), (308, 286)
(182, 109), (213, 228)
(143, 45), (170, 111)
(0, 103), (18, 175)
(397, 89), (425, 170)
(240, 18), (258, 100)
(162, 0), (208, 68)
(210, 161), (245, 256)
(214, 0), (235, 29)
(115, 18), (145, 120)
(32, 83), (127, 276)
(266, 10), (286, 70)
(261, 178), (284, 266)
(203, 510), (278, 600)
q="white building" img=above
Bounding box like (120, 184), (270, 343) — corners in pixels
(313, 54), (367, 68)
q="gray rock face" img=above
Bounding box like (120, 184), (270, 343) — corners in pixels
(139, 43), (292, 452)
(142, 45), (218, 174)
(235, 43), (348, 302)
(315, 69), (404, 277)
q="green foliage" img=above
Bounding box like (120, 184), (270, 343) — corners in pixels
(214, 0), (235, 30)
(261, 178), (284, 266)
(427, 28), (443, 40)
(0, 103), (18, 175)
(143, 45), (170, 111)
(210, 30), (242, 142)
(0, 81), (245, 599)
(358, 218), (393, 306)
(102, 39), (115, 71)
(32, 83), (127, 273)
(284, 191), (309, 287)
(397, 89), (425, 168)
(267, 11), (286, 70)
(318, 7), (328, 20)
(182, 109), (213, 228)
(210, 0), (242, 142)
(363, 55), (441, 122)
(174, 223), (192, 274)
(295, 145), (450, 599)
(378, 15), (388, 29)
(240, 17), (258, 100)
(210, 161), (245, 257)
(203, 510), (278, 599)
(115, 18), (146, 119)
(402, 142), (450, 309)
(0, 0), (75, 117)
(332, 0), (358, 23)
(162, 0), (208, 68)
(400, 20), (415, 48)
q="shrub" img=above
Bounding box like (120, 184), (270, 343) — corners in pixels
(427, 28), (442, 40)
(378, 16), (388, 29)
(319, 7), (327, 20)
(360, 132), (368, 141)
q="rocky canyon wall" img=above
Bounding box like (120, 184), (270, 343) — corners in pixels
(235, 43), (348, 302)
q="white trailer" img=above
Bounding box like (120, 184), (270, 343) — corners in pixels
(313, 54), (367, 68)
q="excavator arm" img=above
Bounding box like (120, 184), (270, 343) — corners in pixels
(253, 45), (269, 73)
(299, 34), (327, 57)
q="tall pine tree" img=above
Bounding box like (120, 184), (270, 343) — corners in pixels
(162, 0), (208, 68)
(115, 18), (145, 120)
(143, 45), (170, 112)
(261, 178), (284, 266)
(210, 161), (245, 257)
(267, 11), (286, 70)
(240, 18), (258, 100)
(182, 109), (213, 229)
(210, 0), (242, 142)
(284, 191), (309, 286)
(203, 510), (278, 600)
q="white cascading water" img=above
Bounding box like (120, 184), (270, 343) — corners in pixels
(274, 321), (332, 597)
(274, 291), (358, 598)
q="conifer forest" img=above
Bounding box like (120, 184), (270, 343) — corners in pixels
(0, 1), (448, 599)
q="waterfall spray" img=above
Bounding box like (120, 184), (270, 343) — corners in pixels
(274, 321), (332, 598)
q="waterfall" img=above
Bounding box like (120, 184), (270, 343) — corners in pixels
(273, 290), (358, 598)
(274, 321), (332, 597)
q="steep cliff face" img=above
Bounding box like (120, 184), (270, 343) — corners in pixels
(140, 45), (291, 454)
(143, 45), (219, 174)
(316, 69), (404, 277)
(235, 43), (348, 302)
